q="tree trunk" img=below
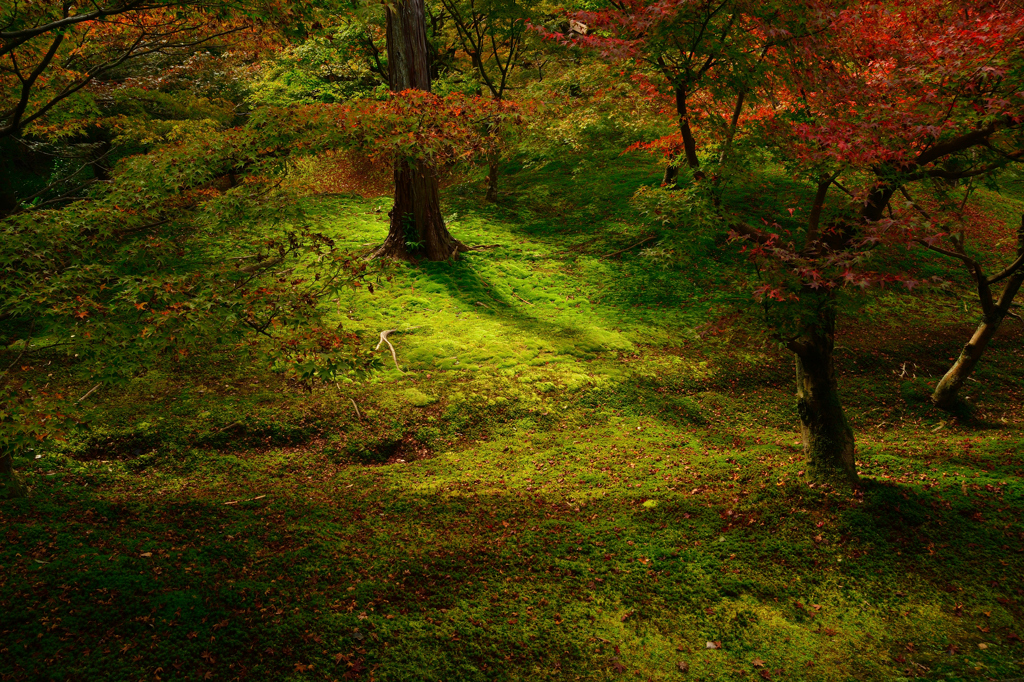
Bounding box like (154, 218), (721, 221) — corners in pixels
(933, 270), (1024, 409)
(486, 153), (499, 202)
(661, 162), (678, 187)
(374, 0), (466, 261)
(933, 218), (1024, 408)
(660, 85), (702, 187)
(675, 85), (700, 170)
(791, 306), (858, 484)
(373, 161), (468, 260)
(1, 446), (28, 499)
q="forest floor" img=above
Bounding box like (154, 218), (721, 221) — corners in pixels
(2, 154), (1024, 681)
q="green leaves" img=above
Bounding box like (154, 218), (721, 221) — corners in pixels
(0, 107), (386, 454)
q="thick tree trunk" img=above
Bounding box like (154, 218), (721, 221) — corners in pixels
(1, 446), (28, 499)
(791, 307), (858, 484)
(933, 270), (1024, 409)
(375, 0), (466, 261)
(373, 161), (468, 260)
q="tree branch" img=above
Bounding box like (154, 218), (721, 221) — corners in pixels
(987, 252), (1024, 285)
(0, 1), (155, 48)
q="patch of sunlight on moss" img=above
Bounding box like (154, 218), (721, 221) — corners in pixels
(399, 388), (436, 407)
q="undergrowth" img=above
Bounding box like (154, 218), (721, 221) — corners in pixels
(2, 154), (1022, 682)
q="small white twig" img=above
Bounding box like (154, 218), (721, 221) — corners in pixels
(75, 383), (100, 404)
(349, 398), (363, 421)
(375, 329), (403, 372)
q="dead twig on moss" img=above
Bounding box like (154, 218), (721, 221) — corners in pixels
(213, 421), (242, 434)
(376, 329), (403, 372)
(512, 291), (534, 305)
(602, 234), (657, 259)
(75, 383), (100, 404)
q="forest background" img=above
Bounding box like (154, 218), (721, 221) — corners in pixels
(2, 0), (1024, 679)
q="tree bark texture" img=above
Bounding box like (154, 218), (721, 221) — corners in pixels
(374, 0), (467, 261)
(933, 219), (1024, 408)
(792, 306), (858, 484)
(486, 158), (499, 202)
(374, 161), (467, 260)
(1, 447), (28, 499)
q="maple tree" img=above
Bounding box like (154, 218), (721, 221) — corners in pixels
(730, 0), (1024, 480)
(552, 0), (828, 186)
(0, 0), (281, 140)
(559, 0), (1023, 483)
(0, 0), (295, 216)
(924, 214), (1024, 408)
(438, 0), (535, 199)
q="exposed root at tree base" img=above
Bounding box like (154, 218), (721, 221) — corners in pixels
(368, 237), (471, 262)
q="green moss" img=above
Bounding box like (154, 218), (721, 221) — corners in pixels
(5, 153), (1024, 681)
(400, 387), (437, 407)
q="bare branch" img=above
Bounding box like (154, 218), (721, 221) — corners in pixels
(987, 252), (1024, 285)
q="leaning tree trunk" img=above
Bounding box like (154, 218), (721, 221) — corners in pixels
(791, 304), (858, 484)
(1, 446), (28, 499)
(933, 274), (1024, 408)
(933, 217), (1024, 408)
(372, 0), (468, 261)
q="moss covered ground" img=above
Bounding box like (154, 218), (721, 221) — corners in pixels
(2, 154), (1023, 681)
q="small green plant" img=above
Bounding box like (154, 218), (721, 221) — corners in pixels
(401, 213), (424, 252)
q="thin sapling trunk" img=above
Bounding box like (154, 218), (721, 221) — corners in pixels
(931, 217), (1024, 408)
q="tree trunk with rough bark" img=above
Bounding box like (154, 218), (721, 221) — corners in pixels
(374, 162), (467, 260)
(372, 0), (467, 261)
(790, 305), (858, 484)
(1, 447), (28, 499)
